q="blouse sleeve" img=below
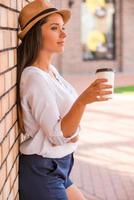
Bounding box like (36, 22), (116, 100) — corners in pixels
(21, 71), (80, 146)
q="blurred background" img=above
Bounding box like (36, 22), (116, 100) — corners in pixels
(52, 0), (134, 74)
(0, 0), (134, 199)
(51, 0), (134, 95)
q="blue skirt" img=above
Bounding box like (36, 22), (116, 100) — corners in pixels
(19, 153), (74, 200)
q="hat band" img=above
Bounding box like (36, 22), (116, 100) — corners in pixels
(22, 8), (58, 30)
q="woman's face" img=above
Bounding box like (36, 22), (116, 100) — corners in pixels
(41, 13), (67, 53)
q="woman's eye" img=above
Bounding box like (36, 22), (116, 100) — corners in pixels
(62, 27), (66, 31)
(51, 27), (66, 31)
(51, 27), (57, 30)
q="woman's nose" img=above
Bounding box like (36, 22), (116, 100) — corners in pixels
(60, 30), (67, 38)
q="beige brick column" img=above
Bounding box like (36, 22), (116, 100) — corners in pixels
(0, 1), (31, 199)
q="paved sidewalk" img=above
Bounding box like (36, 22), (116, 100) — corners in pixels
(64, 73), (134, 200)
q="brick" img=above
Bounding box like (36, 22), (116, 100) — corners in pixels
(14, 49), (17, 66)
(0, 145), (2, 167)
(16, 0), (23, 11)
(8, 49), (15, 68)
(0, 7), (8, 27)
(11, 66), (17, 86)
(1, 135), (10, 162)
(15, 122), (19, 138)
(12, 105), (17, 124)
(7, 10), (15, 28)
(8, 190), (14, 200)
(5, 70), (12, 92)
(0, 99), (2, 121)
(0, 74), (4, 97)
(0, 30), (4, 50)
(0, 161), (6, 191)
(9, 87), (16, 109)
(14, 12), (19, 29)
(13, 139), (19, 161)
(8, 172), (12, 193)
(5, 110), (12, 134)
(0, 119), (6, 143)
(9, 125), (16, 148)
(0, 0), (10, 7)
(13, 176), (18, 199)
(0, 99), (1, 120)
(10, 0), (17, 10)
(6, 149), (14, 175)
(2, 178), (10, 200)
(16, 155), (19, 174)
(11, 31), (17, 47)
(0, 51), (8, 72)
(1, 94), (9, 117)
(10, 163), (16, 191)
(3, 30), (11, 49)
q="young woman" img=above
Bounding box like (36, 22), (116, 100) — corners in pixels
(17, 1), (112, 199)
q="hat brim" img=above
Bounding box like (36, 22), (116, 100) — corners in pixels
(18, 9), (71, 40)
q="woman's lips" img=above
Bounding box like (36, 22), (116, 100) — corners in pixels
(57, 42), (65, 45)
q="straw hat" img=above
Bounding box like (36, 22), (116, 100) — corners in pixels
(18, 0), (71, 40)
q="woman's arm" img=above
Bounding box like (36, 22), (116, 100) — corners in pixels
(61, 79), (113, 138)
(61, 98), (85, 139)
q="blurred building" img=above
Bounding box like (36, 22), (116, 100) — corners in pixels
(51, 0), (134, 75)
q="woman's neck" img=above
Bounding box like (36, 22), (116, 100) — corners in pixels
(32, 50), (52, 72)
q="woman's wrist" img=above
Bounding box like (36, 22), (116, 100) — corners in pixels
(76, 95), (86, 107)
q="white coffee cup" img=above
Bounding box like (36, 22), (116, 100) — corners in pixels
(95, 68), (115, 99)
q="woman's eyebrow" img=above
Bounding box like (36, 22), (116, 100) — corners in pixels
(50, 23), (65, 26)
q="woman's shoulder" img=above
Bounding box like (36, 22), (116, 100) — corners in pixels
(22, 66), (47, 75)
(21, 66), (50, 80)
(22, 65), (58, 77)
(20, 64), (60, 86)
(20, 66), (51, 89)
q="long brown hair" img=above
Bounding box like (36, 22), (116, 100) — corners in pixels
(17, 17), (48, 134)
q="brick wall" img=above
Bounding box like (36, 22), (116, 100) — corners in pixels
(0, 1), (30, 199)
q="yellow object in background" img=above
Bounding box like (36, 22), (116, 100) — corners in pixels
(87, 30), (106, 52)
(86, 0), (106, 12)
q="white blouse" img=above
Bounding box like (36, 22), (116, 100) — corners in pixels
(19, 64), (81, 158)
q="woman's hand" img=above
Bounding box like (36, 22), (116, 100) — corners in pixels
(77, 79), (113, 106)
(60, 79), (112, 140)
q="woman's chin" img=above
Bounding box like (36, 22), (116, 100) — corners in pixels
(56, 48), (64, 53)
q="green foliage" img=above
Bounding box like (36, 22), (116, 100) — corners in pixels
(114, 86), (134, 94)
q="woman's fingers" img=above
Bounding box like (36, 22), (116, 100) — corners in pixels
(96, 96), (110, 101)
(97, 90), (113, 96)
(92, 78), (108, 86)
(99, 84), (113, 89)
